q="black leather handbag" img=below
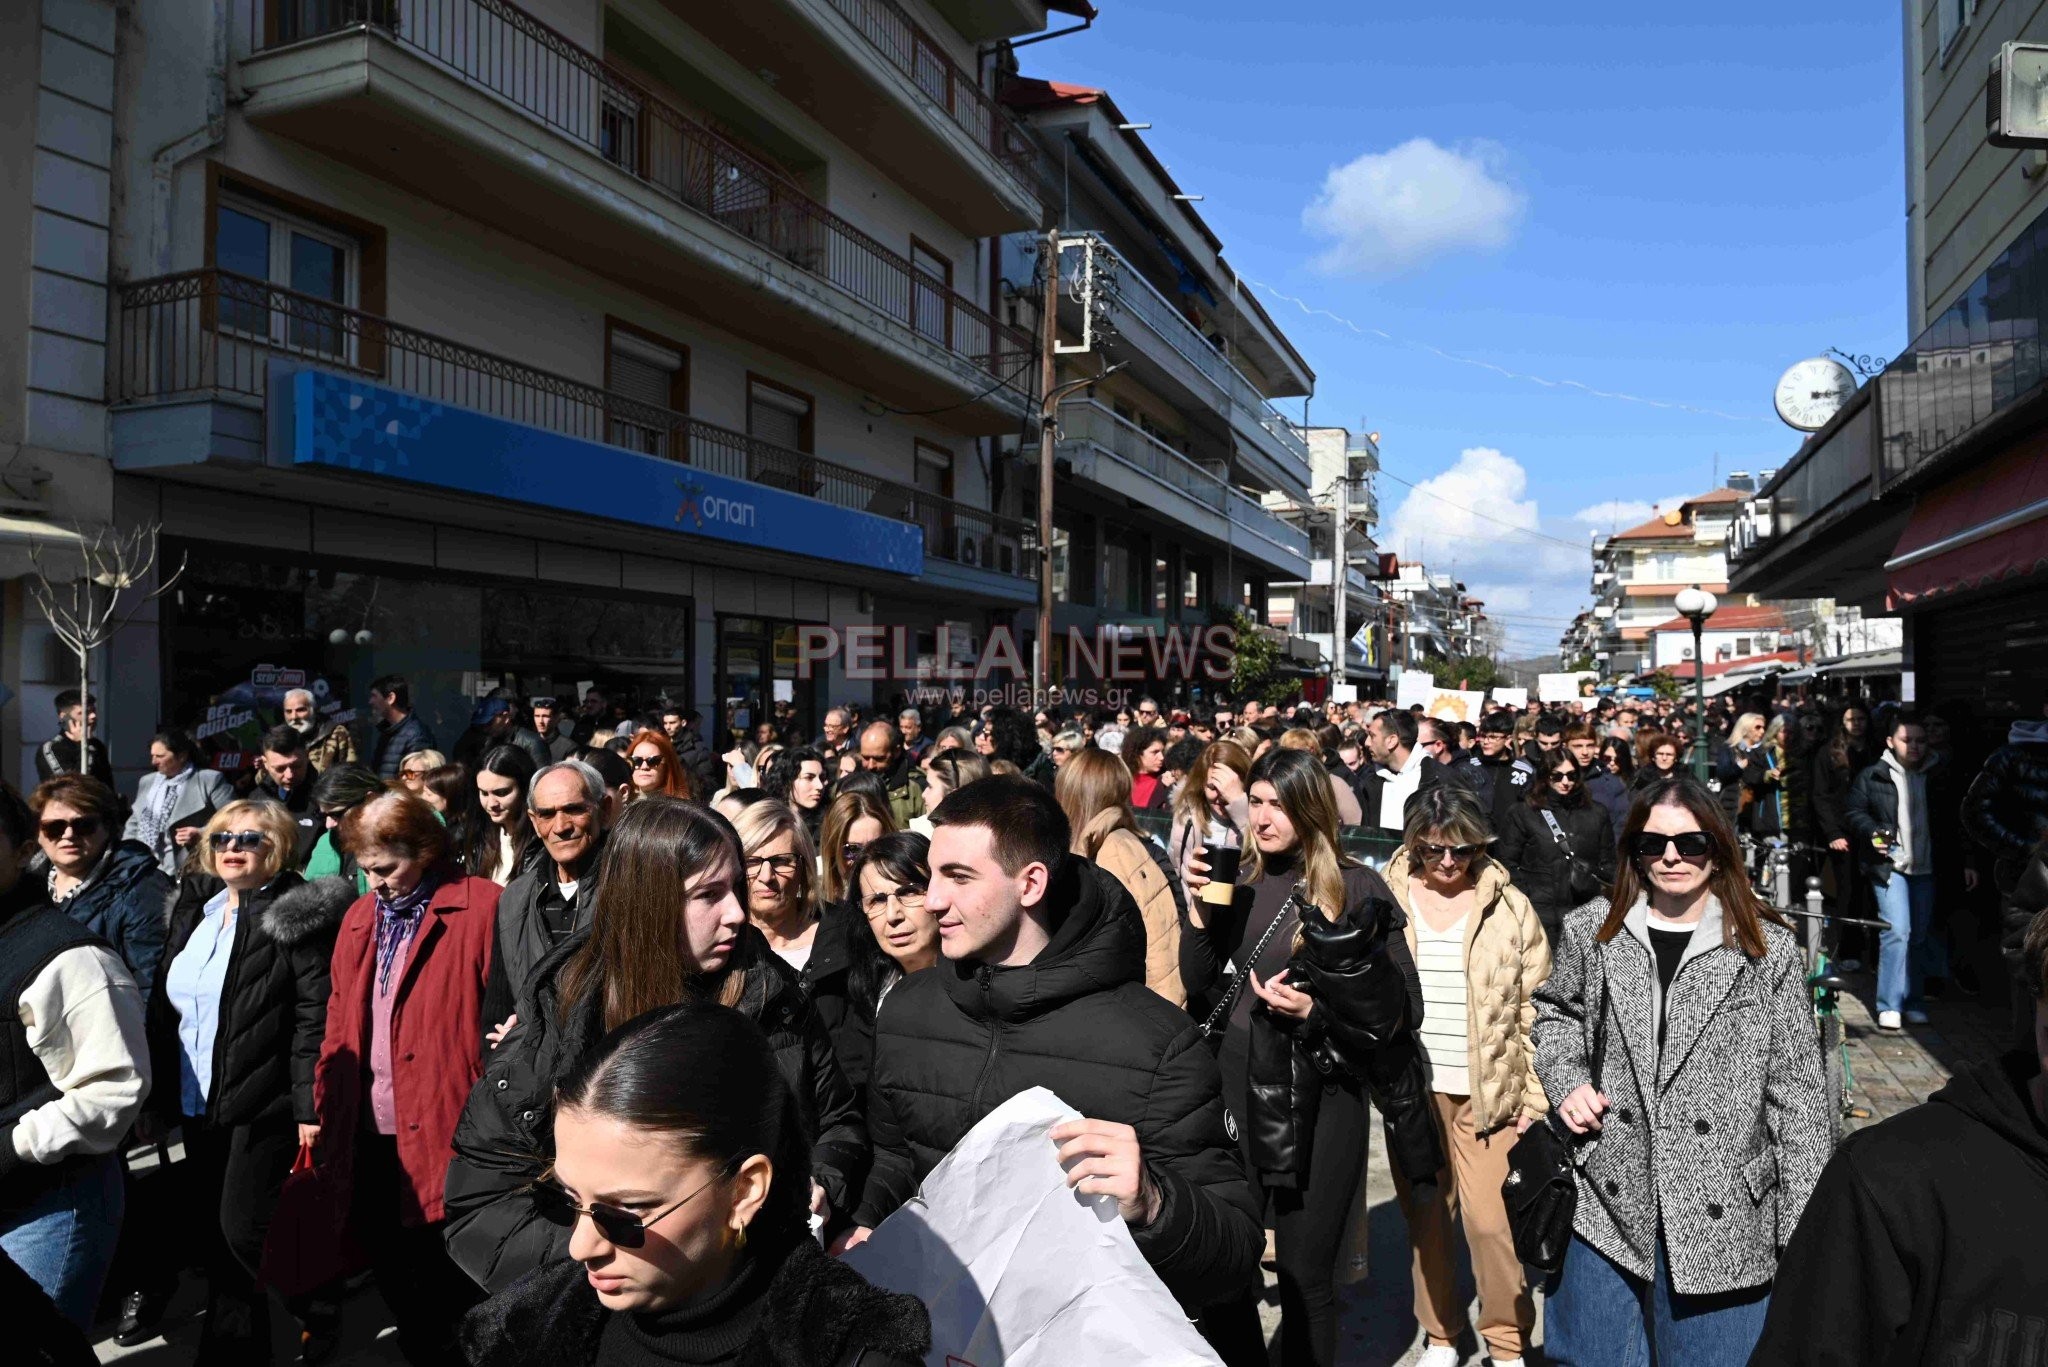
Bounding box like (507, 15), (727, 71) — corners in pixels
(1502, 944), (1605, 1275)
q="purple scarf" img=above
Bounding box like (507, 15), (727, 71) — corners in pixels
(373, 876), (439, 993)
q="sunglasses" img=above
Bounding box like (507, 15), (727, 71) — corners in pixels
(1630, 831), (1713, 860)
(530, 802), (595, 821)
(535, 1170), (724, 1248)
(629, 756), (664, 770)
(208, 831), (269, 853)
(1417, 840), (1482, 862)
(38, 817), (102, 841)
(841, 841), (870, 868)
(1550, 771), (1579, 784)
(401, 767), (430, 779)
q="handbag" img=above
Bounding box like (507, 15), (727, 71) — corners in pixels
(1539, 808), (1604, 906)
(1502, 941), (1605, 1275)
(259, 1142), (366, 1297)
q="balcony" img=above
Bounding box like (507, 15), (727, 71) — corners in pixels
(677, 0), (1040, 232)
(1061, 235), (1311, 496)
(110, 270), (1035, 588)
(1053, 399), (1310, 579)
(242, 0), (1033, 433)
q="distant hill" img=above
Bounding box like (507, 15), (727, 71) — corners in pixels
(1500, 655), (1562, 686)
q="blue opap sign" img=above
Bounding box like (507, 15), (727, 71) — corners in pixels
(280, 368), (923, 575)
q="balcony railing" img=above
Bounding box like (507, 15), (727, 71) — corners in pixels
(1226, 488), (1312, 561)
(1064, 234), (1309, 472)
(252, 0), (1033, 393)
(113, 270), (1035, 578)
(819, 0), (1033, 179)
(1056, 399), (1225, 511)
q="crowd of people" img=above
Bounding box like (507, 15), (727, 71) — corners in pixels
(4, 675), (2045, 1366)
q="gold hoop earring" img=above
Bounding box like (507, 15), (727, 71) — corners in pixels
(732, 1222), (747, 1252)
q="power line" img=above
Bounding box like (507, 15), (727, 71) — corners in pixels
(1374, 466), (1592, 551)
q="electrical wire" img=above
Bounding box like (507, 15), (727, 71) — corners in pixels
(1374, 466), (1593, 551)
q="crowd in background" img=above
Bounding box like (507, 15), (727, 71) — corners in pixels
(4, 672), (2046, 1366)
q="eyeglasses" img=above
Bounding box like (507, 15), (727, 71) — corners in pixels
(841, 841), (868, 868)
(535, 1170), (725, 1248)
(745, 854), (798, 879)
(530, 802), (595, 822)
(1629, 831), (1713, 860)
(208, 831), (269, 853)
(863, 887), (927, 918)
(38, 816), (102, 842)
(629, 755), (664, 770)
(1416, 840), (1482, 863)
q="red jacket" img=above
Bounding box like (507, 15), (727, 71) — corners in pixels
(313, 873), (498, 1226)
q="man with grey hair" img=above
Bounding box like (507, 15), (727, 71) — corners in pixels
(899, 706), (931, 760)
(817, 706), (852, 761)
(480, 759), (609, 1038)
(281, 686), (357, 772)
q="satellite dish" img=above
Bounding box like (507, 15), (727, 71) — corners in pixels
(1773, 357), (1857, 432)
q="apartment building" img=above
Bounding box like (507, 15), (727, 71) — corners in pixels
(1584, 488), (1740, 676)
(997, 77), (1320, 701)
(1381, 560), (1487, 668)
(1730, 0), (2048, 722)
(6, 0), (1093, 785)
(1265, 425), (1384, 690)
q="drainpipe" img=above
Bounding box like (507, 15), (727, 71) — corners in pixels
(150, 0), (229, 273)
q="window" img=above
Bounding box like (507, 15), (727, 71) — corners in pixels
(1938, 0), (1976, 61)
(914, 441), (956, 559)
(1153, 555), (1171, 615)
(1102, 528), (1145, 615)
(1182, 555), (1210, 611)
(214, 197), (357, 358)
(910, 238), (951, 345)
(605, 323), (687, 457)
(746, 377), (815, 496)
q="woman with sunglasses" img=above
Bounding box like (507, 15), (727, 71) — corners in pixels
(1533, 777), (1832, 1365)
(310, 790), (503, 1364)
(31, 776), (173, 996)
(805, 832), (939, 1102)
(625, 730), (694, 803)
(817, 789), (897, 910)
(1494, 750), (1617, 943)
(1181, 747), (1439, 1367)
(731, 800), (819, 971)
(462, 1001), (928, 1367)
(1382, 786), (1550, 1367)
(459, 745), (540, 887)
(141, 799), (354, 1359)
(397, 749), (448, 794)
(445, 799), (865, 1295)
(301, 762), (388, 894)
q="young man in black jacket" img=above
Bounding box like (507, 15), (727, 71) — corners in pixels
(846, 776), (1262, 1323)
(1752, 905), (2048, 1364)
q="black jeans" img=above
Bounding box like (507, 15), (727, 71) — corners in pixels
(1203, 1077), (1369, 1367)
(348, 1134), (480, 1366)
(183, 1117), (299, 1359)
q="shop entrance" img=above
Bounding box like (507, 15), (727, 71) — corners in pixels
(716, 616), (817, 749)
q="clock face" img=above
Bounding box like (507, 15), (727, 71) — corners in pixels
(1774, 358), (1856, 432)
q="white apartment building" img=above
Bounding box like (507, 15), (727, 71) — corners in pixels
(1584, 487), (1742, 675)
(1266, 425), (1383, 688)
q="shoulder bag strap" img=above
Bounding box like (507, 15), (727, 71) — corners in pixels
(1539, 807), (1570, 849)
(1199, 890), (1299, 1038)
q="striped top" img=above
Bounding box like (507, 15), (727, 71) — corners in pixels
(1414, 911), (1472, 1096)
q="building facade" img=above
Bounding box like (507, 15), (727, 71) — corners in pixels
(1582, 487), (1742, 676)
(1266, 424), (1385, 690)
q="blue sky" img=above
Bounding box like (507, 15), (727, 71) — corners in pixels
(1026, 4), (1905, 653)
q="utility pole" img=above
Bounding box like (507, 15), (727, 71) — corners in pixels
(1330, 467), (1347, 697)
(1033, 228), (1060, 702)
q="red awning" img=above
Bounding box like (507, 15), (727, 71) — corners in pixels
(1886, 441), (2048, 606)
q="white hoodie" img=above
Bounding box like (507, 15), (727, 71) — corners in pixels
(10, 944), (150, 1167)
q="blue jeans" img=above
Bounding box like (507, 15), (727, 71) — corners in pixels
(1873, 870), (1936, 1016)
(1546, 1234), (1770, 1367)
(0, 1152), (125, 1330)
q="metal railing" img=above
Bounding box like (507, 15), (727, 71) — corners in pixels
(1063, 234), (1310, 472)
(1226, 487), (1312, 561)
(818, 0), (1033, 179)
(113, 270), (1036, 578)
(252, 0), (1034, 394)
(1055, 399), (1226, 511)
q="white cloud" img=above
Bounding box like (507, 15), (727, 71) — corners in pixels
(1383, 447), (1586, 655)
(1567, 495), (1686, 529)
(1303, 138), (1525, 276)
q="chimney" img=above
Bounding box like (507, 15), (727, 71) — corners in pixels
(1726, 471), (1756, 493)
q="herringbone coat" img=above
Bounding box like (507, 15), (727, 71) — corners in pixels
(1532, 897), (1833, 1295)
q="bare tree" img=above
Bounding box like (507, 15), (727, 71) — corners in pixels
(28, 523), (188, 756)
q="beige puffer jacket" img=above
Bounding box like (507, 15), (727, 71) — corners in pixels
(1385, 849), (1551, 1135)
(1079, 809), (1186, 1006)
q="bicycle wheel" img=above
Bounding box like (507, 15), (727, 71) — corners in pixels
(1820, 1010), (1846, 1143)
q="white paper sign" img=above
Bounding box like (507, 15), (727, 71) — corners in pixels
(1537, 671), (1596, 703)
(845, 1088), (1223, 1367)
(1491, 687), (1529, 709)
(1395, 672), (1436, 709)
(1424, 688), (1485, 724)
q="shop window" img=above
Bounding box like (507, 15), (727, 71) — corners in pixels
(910, 238), (952, 345)
(605, 323), (688, 457)
(214, 197), (357, 359)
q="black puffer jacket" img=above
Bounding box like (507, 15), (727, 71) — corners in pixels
(1961, 728), (2048, 884)
(462, 1229), (928, 1367)
(1493, 798), (1618, 928)
(1244, 866), (1443, 1188)
(145, 872), (353, 1126)
(853, 855), (1261, 1312)
(42, 841), (172, 997)
(443, 924), (867, 1293)
(802, 897), (877, 1098)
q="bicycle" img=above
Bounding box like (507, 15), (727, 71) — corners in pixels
(1777, 870), (1889, 1142)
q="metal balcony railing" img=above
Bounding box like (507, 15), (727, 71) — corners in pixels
(1226, 487), (1312, 560)
(1055, 399), (1225, 511)
(113, 270), (1035, 579)
(818, 0), (1034, 179)
(1062, 234), (1309, 472)
(251, 0), (1034, 395)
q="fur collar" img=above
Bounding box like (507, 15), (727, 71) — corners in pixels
(260, 875), (356, 948)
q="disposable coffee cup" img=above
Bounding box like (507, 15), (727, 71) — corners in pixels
(1199, 843), (1242, 906)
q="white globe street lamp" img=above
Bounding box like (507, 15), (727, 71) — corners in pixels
(1673, 586), (1718, 780)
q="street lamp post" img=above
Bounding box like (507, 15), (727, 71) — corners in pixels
(1674, 585), (1717, 781)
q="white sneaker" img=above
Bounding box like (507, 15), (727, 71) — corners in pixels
(1878, 1010), (1903, 1031)
(1905, 1009), (1930, 1025)
(1491, 1359), (1526, 1367)
(1417, 1346), (1461, 1367)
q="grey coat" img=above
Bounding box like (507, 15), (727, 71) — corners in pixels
(1532, 898), (1833, 1295)
(124, 767), (237, 874)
